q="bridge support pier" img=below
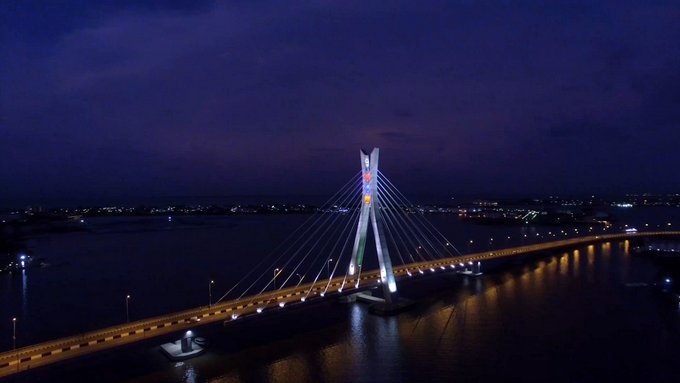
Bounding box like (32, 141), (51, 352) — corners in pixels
(160, 331), (205, 361)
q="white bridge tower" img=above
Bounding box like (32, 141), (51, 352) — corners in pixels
(348, 148), (398, 303)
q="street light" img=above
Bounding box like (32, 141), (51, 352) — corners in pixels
(209, 280), (215, 308)
(12, 317), (16, 351)
(125, 295), (131, 323)
(274, 268), (281, 289)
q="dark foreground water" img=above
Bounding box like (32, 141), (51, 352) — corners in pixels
(3, 209), (680, 382)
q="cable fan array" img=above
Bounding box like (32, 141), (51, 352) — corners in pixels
(214, 171), (463, 307)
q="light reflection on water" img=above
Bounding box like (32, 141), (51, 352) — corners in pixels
(96, 243), (680, 382)
(5, 210), (680, 382)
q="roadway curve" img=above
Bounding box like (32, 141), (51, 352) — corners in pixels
(1, 231), (678, 377)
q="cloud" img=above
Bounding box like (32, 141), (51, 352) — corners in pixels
(2, 0), (680, 203)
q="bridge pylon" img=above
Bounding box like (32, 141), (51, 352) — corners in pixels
(348, 148), (399, 304)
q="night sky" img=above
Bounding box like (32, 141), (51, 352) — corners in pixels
(2, 1), (680, 206)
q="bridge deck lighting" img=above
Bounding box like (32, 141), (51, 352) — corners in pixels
(320, 292), (325, 297)
(440, 266), (446, 270)
(231, 314), (238, 320)
(450, 265), (455, 269)
(430, 268), (435, 272)
(418, 269), (424, 274)
(256, 308), (263, 313)
(278, 302), (285, 308)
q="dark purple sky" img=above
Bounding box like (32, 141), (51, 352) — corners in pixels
(2, 1), (680, 206)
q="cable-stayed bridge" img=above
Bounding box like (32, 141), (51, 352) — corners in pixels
(1, 148), (678, 377)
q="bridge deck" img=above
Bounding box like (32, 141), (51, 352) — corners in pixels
(1, 231), (678, 377)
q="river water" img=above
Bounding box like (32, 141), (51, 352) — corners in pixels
(3, 207), (680, 382)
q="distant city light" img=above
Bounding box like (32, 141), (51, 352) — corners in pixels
(615, 203), (633, 208)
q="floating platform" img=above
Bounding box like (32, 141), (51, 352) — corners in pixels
(457, 270), (483, 277)
(368, 298), (416, 316)
(355, 292), (385, 304)
(160, 339), (205, 361)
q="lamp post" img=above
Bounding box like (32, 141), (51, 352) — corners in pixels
(125, 295), (131, 323)
(209, 280), (214, 308)
(274, 268), (280, 289)
(12, 317), (16, 351)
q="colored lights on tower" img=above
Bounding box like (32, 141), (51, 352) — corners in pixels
(363, 170), (372, 205)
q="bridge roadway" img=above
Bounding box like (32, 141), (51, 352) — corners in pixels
(1, 231), (678, 377)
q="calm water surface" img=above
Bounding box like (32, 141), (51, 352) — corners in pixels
(3, 209), (680, 382)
